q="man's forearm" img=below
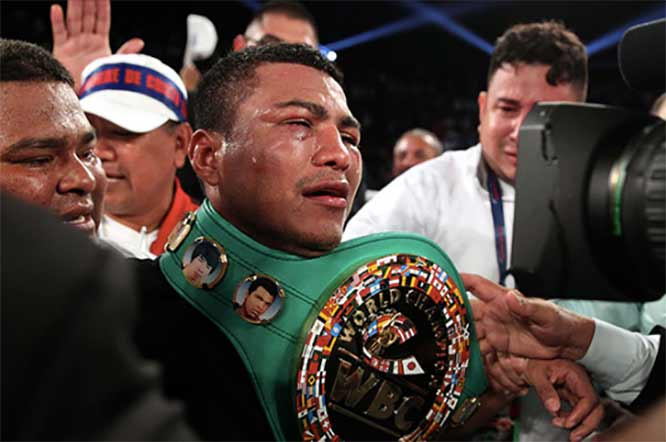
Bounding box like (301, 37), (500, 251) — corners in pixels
(559, 313), (595, 360)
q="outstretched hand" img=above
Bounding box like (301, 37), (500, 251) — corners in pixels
(464, 273), (595, 361)
(51, 0), (144, 91)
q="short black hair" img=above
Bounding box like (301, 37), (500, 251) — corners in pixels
(0, 39), (74, 86)
(488, 21), (588, 99)
(248, 276), (279, 299)
(191, 241), (220, 270)
(195, 43), (343, 133)
(254, 1), (318, 41)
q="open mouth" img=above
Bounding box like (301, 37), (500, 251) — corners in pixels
(302, 181), (350, 209)
(61, 205), (96, 234)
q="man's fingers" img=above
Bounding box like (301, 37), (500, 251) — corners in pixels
(487, 376), (505, 394)
(66, 0), (83, 37)
(484, 353), (527, 394)
(505, 292), (556, 331)
(563, 394), (598, 430)
(540, 361), (601, 437)
(82, 0), (95, 33)
(478, 338), (493, 355)
(469, 298), (485, 319)
(569, 403), (604, 442)
(504, 290), (532, 319)
(116, 38), (144, 55)
(461, 273), (507, 302)
(561, 384), (599, 430)
(557, 387), (578, 406)
(95, 0), (110, 34)
(527, 365), (561, 415)
(497, 353), (527, 388)
(50, 4), (67, 47)
(474, 320), (486, 339)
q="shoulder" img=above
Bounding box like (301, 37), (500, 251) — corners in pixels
(394, 144), (481, 193)
(406, 144), (480, 179)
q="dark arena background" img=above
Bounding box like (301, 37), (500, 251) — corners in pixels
(2, 0), (664, 190)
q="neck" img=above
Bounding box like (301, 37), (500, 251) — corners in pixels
(107, 185), (175, 232)
(206, 192), (331, 258)
(479, 153), (514, 188)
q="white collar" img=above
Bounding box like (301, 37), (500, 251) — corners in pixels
(98, 215), (158, 259)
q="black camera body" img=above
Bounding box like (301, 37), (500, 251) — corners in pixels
(511, 102), (664, 301)
(510, 19), (666, 302)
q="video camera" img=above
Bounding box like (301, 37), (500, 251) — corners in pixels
(511, 19), (665, 302)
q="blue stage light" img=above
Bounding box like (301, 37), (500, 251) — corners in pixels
(402, 1), (493, 54)
(325, 16), (429, 52)
(323, 2), (491, 53)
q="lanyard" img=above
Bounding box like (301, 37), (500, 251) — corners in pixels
(486, 166), (507, 285)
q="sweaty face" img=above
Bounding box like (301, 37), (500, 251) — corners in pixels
(0, 82), (105, 238)
(243, 286), (275, 320)
(245, 12), (318, 48)
(89, 115), (185, 229)
(213, 63), (362, 257)
(392, 134), (440, 177)
(478, 63), (581, 183)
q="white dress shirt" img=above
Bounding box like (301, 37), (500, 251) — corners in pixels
(98, 215), (158, 260)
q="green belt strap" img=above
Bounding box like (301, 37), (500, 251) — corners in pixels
(160, 200), (487, 440)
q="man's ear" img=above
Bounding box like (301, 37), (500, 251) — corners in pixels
(189, 129), (223, 186)
(173, 122), (193, 169)
(477, 91), (488, 124)
(232, 34), (247, 52)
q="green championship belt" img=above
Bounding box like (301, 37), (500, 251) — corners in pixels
(160, 200), (487, 441)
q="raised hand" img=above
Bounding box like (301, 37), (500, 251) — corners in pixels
(50, 0), (144, 91)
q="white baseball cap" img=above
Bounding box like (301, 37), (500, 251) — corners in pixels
(79, 54), (188, 133)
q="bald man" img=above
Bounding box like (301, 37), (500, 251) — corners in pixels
(392, 128), (443, 177)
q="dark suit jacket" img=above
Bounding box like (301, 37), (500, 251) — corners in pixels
(1, 194), (196, 440)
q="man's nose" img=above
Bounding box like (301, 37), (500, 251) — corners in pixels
(509, 116), (523, 142)
(512, 108), (534, 142)
(403, 155), (421, 169)
(312, 125), (352, 171)
(58, 157), (96, 195)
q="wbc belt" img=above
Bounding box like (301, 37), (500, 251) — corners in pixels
(160, 200), (487, 440)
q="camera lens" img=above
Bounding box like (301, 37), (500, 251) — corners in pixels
(588, 120), (665, 297)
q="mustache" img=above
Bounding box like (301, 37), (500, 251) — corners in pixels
(295, 170), (348, 191)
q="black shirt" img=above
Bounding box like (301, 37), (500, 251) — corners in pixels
(133, 259), (274, 441)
